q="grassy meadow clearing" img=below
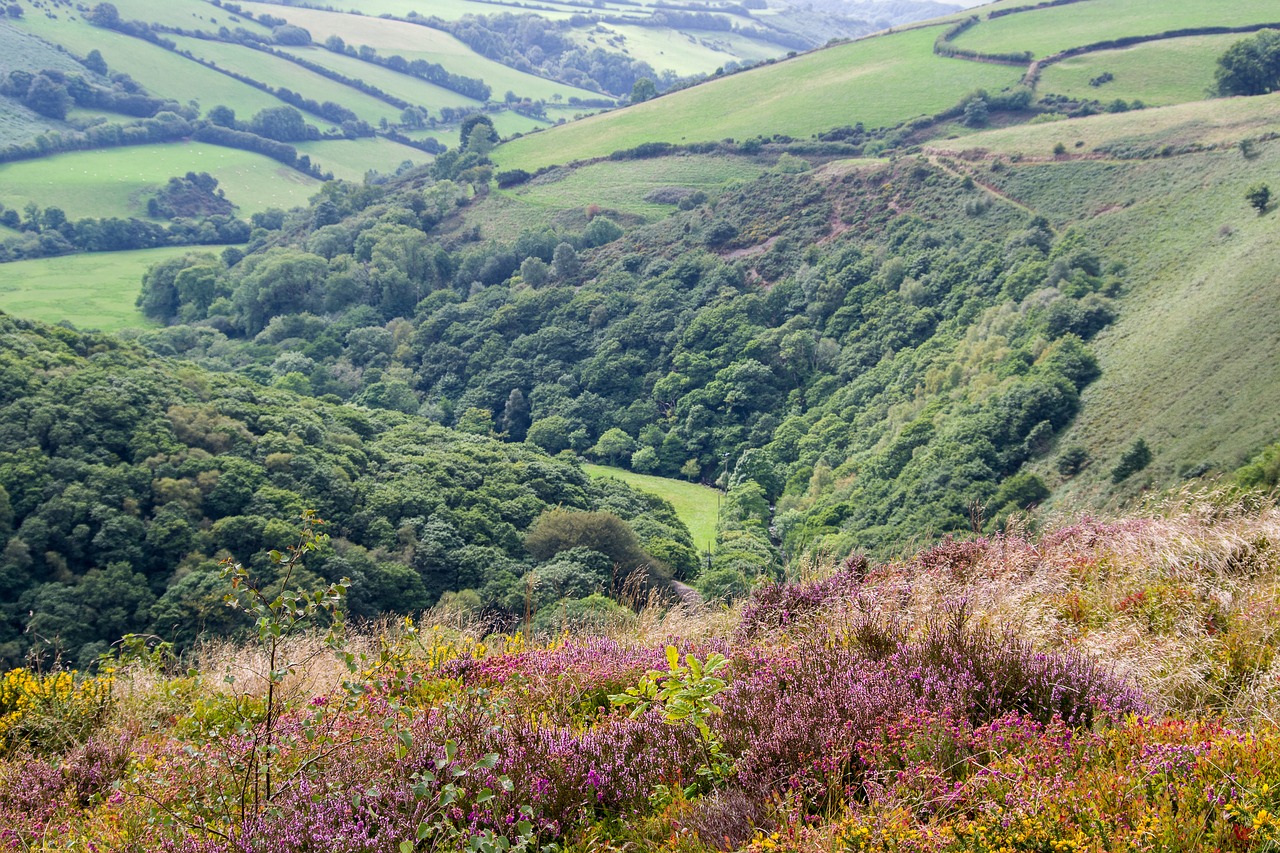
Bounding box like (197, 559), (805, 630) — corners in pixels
(293, 137), (426, 181)
(492, 25), (1020, 171)
(0, 246), (208, 329)
(583, 462), (721, 554)
(0, 143), (321, 220)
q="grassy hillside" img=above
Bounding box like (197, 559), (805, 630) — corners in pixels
(294, 137), (426, 181)
(583, 463), (721, 554)
(926, 93), (1280, 499)
(168, 36), (403, 126)
(482, 155), (768, 230)
(953, 0), (1280, 59)
(235, 2), (604, 103)
(0, 143), (321, 219)
(0, 246), (199, 330)
(13, 14), (287, 118)
(1037, 34), (1240, 107)
(493, 25), (1020, 171)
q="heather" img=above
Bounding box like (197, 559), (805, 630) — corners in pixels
(5, 496), (1280, 851)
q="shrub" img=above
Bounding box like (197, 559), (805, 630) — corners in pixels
(1112, 438), (1153, 483)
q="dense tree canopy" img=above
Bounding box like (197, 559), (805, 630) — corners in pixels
(0, 315), (694, 668)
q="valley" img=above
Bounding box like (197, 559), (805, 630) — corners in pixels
(1, 0), (1280, 849)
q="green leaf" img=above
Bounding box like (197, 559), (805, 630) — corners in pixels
(665, 644), (680, 672)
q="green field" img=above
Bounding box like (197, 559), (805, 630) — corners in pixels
(0, 94), (59, 147)
(0, 19), (88, 77)
(15, 15), (286, 119)
(295, 137), (425, 181)
(1037, 34), (1239, 107)
(102, 0), (273, 34)
(574, 23), (779, 77)
(237, 2), (603, 102)
(276, 46), (480, 112)
(0, 143), (321, 220)
(280, 0), (579, 22)
(498, 155), (768, 220)
(932, 91), (1280, 158)
(0, 246), (218, 330)
(954, 0), (1280, 59)
(583, 463), (720, 554)
(493, 25), (1020, 171)
(169, 36), (401, 126)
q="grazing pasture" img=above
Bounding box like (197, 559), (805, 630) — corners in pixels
(0, 246), (214, 330)
(0, 143), (321, 220)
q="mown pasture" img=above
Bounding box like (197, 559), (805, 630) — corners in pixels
(168, 36), (401, 126)
(14, 15), (286, 119)
(294, 137), (425, 181)
(274, 46), (481, 112)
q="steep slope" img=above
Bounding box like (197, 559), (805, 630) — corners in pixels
(927, 94), (1280, 498)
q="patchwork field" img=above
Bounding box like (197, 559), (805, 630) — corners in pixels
(0, 143), (322, 220)
(169, 36), (402, 126)
(0, 246), (213, 330)
(933, 91), (1280, 158)
(14, 15), (287, 119)
(274, 45), (482, 112)
(1036, 33), (1243, 107)
(235, 2), (604, 103)
(953, 0), (1280, 59)
(95, 0), (272, 34)
(277, 0), (579, 22)
(493, 25), (1021, 171)
(572, 23), (779, 77)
